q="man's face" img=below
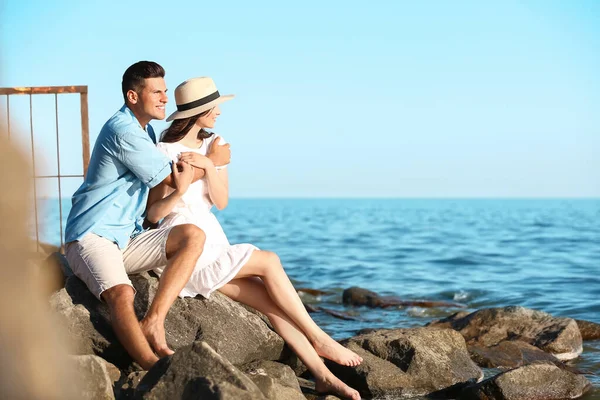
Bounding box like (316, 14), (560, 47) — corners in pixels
(135, 77), (168, 122)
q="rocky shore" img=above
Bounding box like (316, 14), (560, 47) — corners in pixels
(48, 254), (597, 400)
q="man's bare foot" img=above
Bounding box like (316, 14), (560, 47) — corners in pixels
(315, 375), (361, 400)
(140, 315), (174, 358)
(313, 336), (363, 367)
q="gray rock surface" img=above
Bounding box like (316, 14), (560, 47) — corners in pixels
(459, 363), (591, 400)
(326, 327), (482, 398)
(134, 341), (267, 400)
(51, 273), (285, 368)
(576, 319), (600, 341)
(131, 273), (285, 365)
(241, 360), (305, 400)
(116, 371), (147, 400)
(428, 306), (583, 360)
(469, 340), (567, 369)
(71, 355), (120, 400)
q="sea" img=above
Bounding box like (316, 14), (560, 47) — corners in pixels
(37, 198), (599, 399)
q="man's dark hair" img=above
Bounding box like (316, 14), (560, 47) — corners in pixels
(121, 61), (165, 103)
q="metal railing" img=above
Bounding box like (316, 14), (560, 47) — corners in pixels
(0, 86), (90, 251)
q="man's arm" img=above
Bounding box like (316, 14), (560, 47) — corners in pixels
(161, 164), (205, 189)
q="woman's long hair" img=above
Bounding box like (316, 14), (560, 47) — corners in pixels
(160, 109), (214, 143)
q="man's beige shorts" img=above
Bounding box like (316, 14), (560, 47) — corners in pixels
(65, 228), (172, 300)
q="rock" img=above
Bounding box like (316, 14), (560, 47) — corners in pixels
(326, 327), (482, 398)
(428, 311), (471, 328)
(241, 360), (304, 400)
(342, 286), (466, 309)
(459, 363), (591, 400)
(427, 306), (583, 360)
(116, 371), (147, 400)
(131, 273), (285, 365)
(134, 341), (267, 399)
(342, 287), (382, 307)
(576, 319), (600, 341)
(469, 341), (569, 369)
(51, 273), (285, 368)
(298, 377), (342, 400)
(71, 355), (120, 400)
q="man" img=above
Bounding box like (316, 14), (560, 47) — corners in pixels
(64, 61), (230, 369)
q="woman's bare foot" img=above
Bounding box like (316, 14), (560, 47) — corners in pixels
(140, 316), (174, 358)
(313, 336), (363, 366)
(315, 375), (361, 400)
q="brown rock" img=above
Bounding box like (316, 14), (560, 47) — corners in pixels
(459, 363), (591, 400)
(71, 355), (120, 400)
(342, 287), (382, 307)
(116, 371), (147, 400)
(576, 319), (600, 341)
(134, 341), (266, 400)
(427, 306), (582, 360)
(468, 341), (570, 370)
(241, 360), (304, 400)
(326, 327), (482, 398)
(51, 273), (285, 369)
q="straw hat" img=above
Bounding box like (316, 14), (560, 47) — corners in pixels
(166, 77), (234, 122)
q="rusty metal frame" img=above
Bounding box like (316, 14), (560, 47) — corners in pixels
(0, 86), (90, 250)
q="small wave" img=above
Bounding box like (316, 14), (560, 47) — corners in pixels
(431, 257), (480, 266)
(453, 290), (469, 301)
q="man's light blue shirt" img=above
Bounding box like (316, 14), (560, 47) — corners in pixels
(65, 105), (172, 249)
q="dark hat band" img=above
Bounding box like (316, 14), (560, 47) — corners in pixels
(176, 91), (220, 112)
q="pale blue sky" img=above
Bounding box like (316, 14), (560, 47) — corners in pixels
(1, 0), (599, 198)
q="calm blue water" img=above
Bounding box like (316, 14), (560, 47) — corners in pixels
(38, 198), (600, 397)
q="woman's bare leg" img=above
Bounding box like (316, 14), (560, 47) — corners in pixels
(219, 278), (360, 400)
(232, 250), (362, 367)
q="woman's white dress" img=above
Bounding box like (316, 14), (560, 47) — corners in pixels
(153, 136), (257, 298)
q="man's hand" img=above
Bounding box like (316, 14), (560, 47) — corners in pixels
(178, 152), (214, 169)
(173, 161), (194, 195)
(207, 136), (231, 167)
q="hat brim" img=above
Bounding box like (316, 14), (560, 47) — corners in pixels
(166, 94), (235, 122)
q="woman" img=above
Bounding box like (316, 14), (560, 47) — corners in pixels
(147, 77), (361, 400)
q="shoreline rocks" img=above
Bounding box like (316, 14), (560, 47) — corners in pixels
(326, 327), (483, 398)
(459, 363), (592, 400)
(49, 270), (595, 400)
(427, 306), (583, 360)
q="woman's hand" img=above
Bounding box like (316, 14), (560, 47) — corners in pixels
(178, 152), (214, 170)
(207, 136), (231, 167)
(173, 161), (194, 195)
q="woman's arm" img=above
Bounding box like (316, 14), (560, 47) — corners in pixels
(204, 165), (229, 210)
(146, 161), (194, 224)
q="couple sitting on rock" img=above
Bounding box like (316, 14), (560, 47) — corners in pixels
(64, 61), (361, 399)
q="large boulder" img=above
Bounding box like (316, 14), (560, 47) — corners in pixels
(71, 355), (121, 400)
(134, 341), (267, 400)
(459, 363), (591, 400)
(428, 306), (582, 360)
(576, 319), (600, 341)
(130, 273), (285, 365)
(51, 273), (285, 368)
(241, 360), (305, 400)
(326, 327), (482, 398)
(468, 340), (569, 369)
